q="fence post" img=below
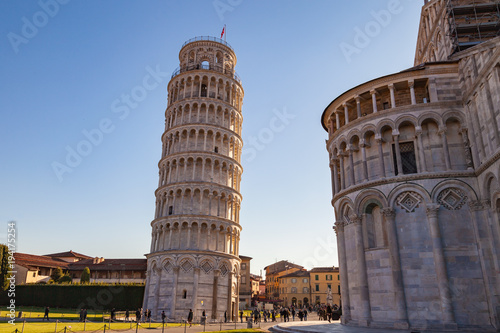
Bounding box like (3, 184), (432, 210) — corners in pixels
(21, 320), (25, 333)
(103, 324), (106, 333)
(84, 319), (86, 331)
(135, 322), (139, 333)
(54, 320), (58, 333)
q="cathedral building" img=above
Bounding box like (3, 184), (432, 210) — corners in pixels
(143, 36), (244, 321)
(321, 0), (500, 331)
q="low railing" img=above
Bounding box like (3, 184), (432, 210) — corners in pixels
(171, 64), (241, 84)
(181, 36), (233, 50)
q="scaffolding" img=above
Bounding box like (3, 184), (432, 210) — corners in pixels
(447, 0), (500, 53)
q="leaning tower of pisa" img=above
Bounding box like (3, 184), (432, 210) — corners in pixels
(143, 36), (244, 322)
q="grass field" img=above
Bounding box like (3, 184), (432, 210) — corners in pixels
(0, 321), (263, 333)
(0, 307), (269, 332)
(0, 306), (105, 321)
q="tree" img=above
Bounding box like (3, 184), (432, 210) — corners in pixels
(80, 267), (90, 283)
(0, 244), (10, 290)
(50, 267), (64, 283)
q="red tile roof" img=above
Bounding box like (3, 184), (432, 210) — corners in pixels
(309, 266), (339, 273)
(44, 250), (93, 259)
(14, 253), (70, 270)
(14, 252), (146, 272)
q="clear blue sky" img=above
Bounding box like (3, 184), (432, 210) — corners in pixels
(0, 0), (423, 275)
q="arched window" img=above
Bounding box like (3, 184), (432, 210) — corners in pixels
(201, 60), (209, 70)
(364, 203), (386, 248)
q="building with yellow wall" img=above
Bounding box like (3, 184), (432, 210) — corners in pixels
(310, 267), (340, 306)
(279, 270), (311, 308)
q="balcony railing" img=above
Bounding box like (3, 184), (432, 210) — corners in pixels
(181, 36), (234, 51)
(171, 64), (241, 84)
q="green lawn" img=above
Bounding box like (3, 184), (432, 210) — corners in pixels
(0, 306), (106, 321)
(0, 321), (176, 333)
(0, 322), (263, 333)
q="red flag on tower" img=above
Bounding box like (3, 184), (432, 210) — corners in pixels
(221, 25), (225, 39)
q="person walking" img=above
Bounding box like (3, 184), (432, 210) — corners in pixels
(224, 310), (227, 323)
(187, 309), (193, 327)
(239, 310), (243, 323)
(161, 310), (166, 324)
(43, 307), (49, 321)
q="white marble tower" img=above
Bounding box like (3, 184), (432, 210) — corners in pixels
(143, 36), (244, 322)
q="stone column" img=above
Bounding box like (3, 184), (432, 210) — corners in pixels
(192, 267), (201, 316)
(469, 200), (500, 329)
(460, 128), (474, 170)
(468, 99), (486, 161)
(235, 274), (240, 321)
(332, 158), (340, 194)
(388, 83), (396, 108)
(343, 103), (350, 124)
(339, 153), (346, 190)
(376, 136), (386, 178)
(197, 226), (202, 249)
(347, 145), (355, 187)
(168, 228), (173, 249)
(335, 111), (340, 130)
(153, 268), (162, 319)
(352, 215), (371, 325)
(171, 267), (180, 318)
(393, 131), (403, 175)
(382, 208), (409, 328)
(408, 80), (416, 105)
(428, 78), (438, 103)
(370, 89), (378, 113)
(142, 269), (151, 311)
(334, 221), (351, 323)
(438, 127), (452, 170)
(212, 269), (220, 319)
(227, 272), (234, 321)
(416, 126), (427, 172)
(360, 140), (369, 181)
(425, 204), (455, 325)
(355, 95), (362, 118)
(187, 226), (192, 249)
(483, 80), (500, 147)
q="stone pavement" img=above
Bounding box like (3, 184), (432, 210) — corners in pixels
(132, 320), (487, 333)
(267, 320), (484, 333)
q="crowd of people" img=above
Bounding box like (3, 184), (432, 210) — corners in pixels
(237, 303), (341, 324)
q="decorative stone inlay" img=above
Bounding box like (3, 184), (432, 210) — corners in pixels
(396, 192), (422, 213)
(437, 188), (467, 210)
(163, 261), (173, 273)
(180, 259), (193, 273)
(201, 261), (213, 274)
(220, 264), (228, 277)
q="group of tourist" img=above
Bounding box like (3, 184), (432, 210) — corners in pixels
(78, 308), (88, 322)
(317, 304), (341, 322)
